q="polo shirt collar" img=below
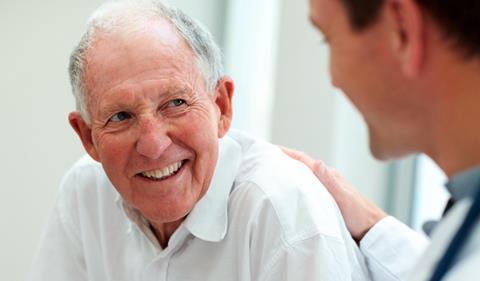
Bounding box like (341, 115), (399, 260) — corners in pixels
(183, 134), (242, 242)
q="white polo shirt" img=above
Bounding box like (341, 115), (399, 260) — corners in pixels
(30, 130), (370, 281)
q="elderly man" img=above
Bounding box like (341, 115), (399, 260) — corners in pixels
(30, 1), (369, 280)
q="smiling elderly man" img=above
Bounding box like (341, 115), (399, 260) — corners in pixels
(30, 1), (369, 280)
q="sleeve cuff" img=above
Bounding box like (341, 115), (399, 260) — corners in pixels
(359, 216), (429, 281)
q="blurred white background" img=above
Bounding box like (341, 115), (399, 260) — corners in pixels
(0, 0), (446, 280)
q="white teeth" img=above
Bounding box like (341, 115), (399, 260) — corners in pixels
(141, 161), (183, 180)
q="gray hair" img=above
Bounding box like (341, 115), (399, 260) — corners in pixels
(69, 0), (224, 123)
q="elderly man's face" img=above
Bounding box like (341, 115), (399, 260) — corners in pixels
(70, 20), (233, 227)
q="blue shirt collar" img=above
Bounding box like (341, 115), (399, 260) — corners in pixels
(446, 165), (480, 201)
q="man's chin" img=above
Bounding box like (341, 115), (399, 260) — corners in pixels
(368, 140), (389, 160)
(368, 130), (399, 161)
(140, 203), (192, 226)
(368, 136), (413, 161)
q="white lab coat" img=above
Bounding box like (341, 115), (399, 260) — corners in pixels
(361, 199), (480, 281)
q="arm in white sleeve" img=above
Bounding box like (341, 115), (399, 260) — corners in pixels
(359, 216), (429, 281)
(30, 187), (87, 281)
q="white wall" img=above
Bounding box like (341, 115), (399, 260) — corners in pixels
(223, 0), (281, 140)
(0, 1), (224, 280)
(1, 2), (102, 280)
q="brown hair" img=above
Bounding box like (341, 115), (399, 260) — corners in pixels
(340, 0), (480, 57)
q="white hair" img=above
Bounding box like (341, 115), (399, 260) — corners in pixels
(68, 0), (224, 123)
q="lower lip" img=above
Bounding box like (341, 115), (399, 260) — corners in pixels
(137, 160), (187, 182)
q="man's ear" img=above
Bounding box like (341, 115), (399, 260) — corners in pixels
(213, 77), (234, 138)
(385, 0), (425, 78)
(68, 112), (100, 161)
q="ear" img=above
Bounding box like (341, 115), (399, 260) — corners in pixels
(68, 112), (100, 161)
(213, 77), (234, 138)
(385, 0), (425, 78)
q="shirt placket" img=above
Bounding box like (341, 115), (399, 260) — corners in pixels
(141, 227), (190, 281)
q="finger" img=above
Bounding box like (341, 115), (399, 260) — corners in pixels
(278, 146), (303, 160)
(311, 161), (335, 187)
(315, 164), (344, 194)
(278, 146), (316, 168)
(311, 159), (326, 179)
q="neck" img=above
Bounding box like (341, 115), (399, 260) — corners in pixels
(149, 219), (184, 249)
(423, 52), (480, 178)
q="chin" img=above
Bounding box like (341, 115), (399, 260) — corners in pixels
(140, 204), (191, 224)
(368, 141), (388, 160)
(369, 135), (414, 161)
(367, 121), (421, 161)
(370, 145), (394, 160)
(368, 130), (400, 161)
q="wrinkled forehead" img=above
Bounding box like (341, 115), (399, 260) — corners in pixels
(83, 18), (199, 96)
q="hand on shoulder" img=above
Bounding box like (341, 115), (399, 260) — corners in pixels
(280, 146), (387, 242)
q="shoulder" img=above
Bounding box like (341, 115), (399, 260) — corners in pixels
(64, 154), (104, 177)
(56, 155), (117, 219)
(59, 155), (110, 195)
(227, 130), (345, 243)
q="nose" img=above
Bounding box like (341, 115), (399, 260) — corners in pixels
(135, 118), (172, 159)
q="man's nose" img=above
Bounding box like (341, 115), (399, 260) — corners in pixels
(135, 119), (172, 159)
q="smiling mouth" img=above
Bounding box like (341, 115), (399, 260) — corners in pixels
(138, 160), (186, 181)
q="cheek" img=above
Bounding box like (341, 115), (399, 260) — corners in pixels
(329, 42), (371, 95)
(179, 112), (219, 176)
(184, 118), (218, 157)
(180, 105), (219, 140)
(329, 49), (351, 90)
(94, 132), (135, 167)
(328, 53), (341, 88)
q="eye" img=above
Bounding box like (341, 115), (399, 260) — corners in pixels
(109, 111), (131, 122)
(167, 99), (186, 107)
